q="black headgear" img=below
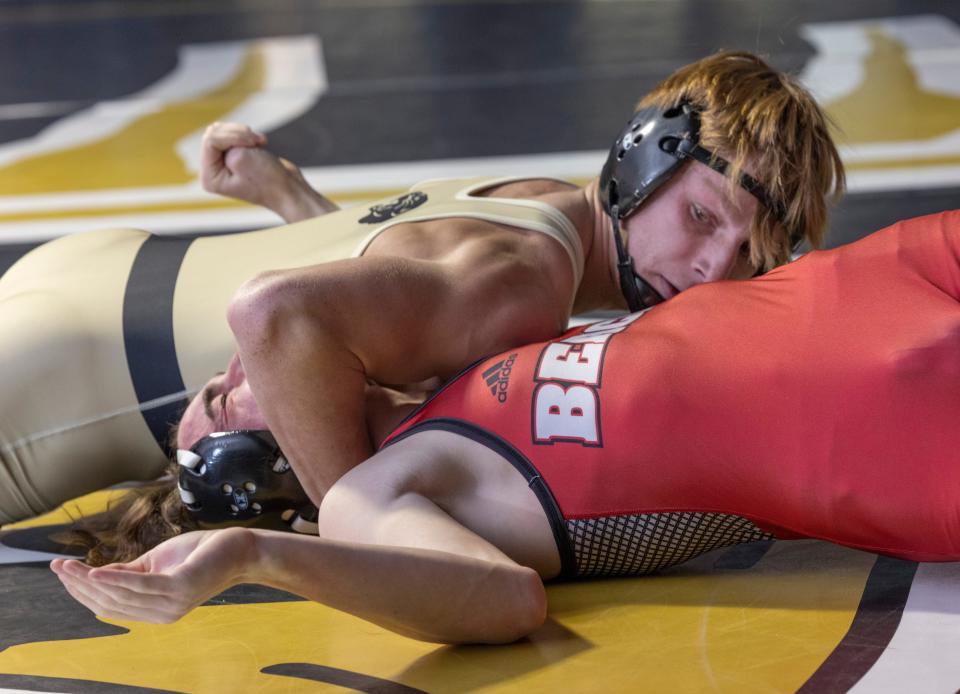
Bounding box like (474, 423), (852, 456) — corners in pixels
(177, 430), (317, 532)
(599, 102), (785, 312)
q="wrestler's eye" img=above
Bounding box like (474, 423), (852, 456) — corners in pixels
(690, 203), (712, 226)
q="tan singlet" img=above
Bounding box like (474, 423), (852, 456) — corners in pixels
(0, 177), (583, 524)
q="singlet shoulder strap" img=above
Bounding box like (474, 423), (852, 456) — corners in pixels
(455, 177), (584, 289)
(351, 177), (585, 291)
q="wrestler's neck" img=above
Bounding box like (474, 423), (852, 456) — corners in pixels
(571, 178), (629, 313)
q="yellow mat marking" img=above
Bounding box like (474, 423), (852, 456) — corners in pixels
(826, 28), (960, 168)
(0, 48), (265, 194)
(0, 539), (873, 693)
(1, 489), (128, 531)
(1, 20), (958, 232)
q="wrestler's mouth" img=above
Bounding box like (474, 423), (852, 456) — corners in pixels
(659, 277), (681, 299)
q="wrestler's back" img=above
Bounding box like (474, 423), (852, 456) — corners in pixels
(630, 210), (960, 559)
(389, 210), (960, 564)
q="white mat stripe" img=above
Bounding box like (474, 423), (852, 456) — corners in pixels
(850, 562), (960, 692)
(0, 152), (957, 242)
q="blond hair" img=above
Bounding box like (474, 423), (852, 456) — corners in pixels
(639, 50), (845, 270)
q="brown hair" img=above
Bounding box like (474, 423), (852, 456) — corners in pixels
(56, 466), (194, 567)
(639, 50), (845, 270)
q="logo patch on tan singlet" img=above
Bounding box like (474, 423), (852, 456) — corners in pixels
(358, 191), (428, 224)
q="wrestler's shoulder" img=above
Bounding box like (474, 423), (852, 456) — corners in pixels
(853, 208), (960, 246)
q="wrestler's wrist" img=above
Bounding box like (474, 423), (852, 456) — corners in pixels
(217, 526), (265, 586)
(242, 527), (291, 587)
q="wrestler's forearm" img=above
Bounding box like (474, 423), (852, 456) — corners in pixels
(274, 184), (339, 223)
(227, 258), (469, 500)
(232, 309), (371, 503)
(244, 529), (547, 644)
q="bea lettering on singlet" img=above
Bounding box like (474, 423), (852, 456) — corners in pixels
(531, 311), (647, 447)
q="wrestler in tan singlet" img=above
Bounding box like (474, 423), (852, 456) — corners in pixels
(0, 177), (582, 523)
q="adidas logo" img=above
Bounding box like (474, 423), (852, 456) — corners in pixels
(482, 353), (517, 403)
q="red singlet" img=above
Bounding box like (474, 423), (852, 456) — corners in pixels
(385, 211), (960, 577)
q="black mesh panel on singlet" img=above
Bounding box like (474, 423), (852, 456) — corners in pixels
(566, 512), (773, 577)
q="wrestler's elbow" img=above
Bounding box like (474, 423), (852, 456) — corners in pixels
(227, 273), (275, 344)
(227, 270), (309, 343)
(388, 565), (547, 646)
(459, 565), (547, 645)
(497, 565), (548, 642)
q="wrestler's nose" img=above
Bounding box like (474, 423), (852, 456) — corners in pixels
(694, 237), (740, 283)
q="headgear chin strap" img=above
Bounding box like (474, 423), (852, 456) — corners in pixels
(610, 203), (665, 312)
(599, 102), (786, 312)
(177, 430), (317, 533)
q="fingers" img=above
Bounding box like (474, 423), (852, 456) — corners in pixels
(50, 531), (241, 626)
(200, 122), (267, 193)
(53, 560), (184, 624)
(203, 122), (266, 152)
(223, 144), (276, 173)
(59, 572), (176, 624)
(87, 565), (171, 595)
(50, 557), (92, 579)
(210, 145), (298, 211)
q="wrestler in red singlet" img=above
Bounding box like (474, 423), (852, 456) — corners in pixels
(384, 210), (960, 578)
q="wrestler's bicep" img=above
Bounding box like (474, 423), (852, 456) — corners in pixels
(228, 254), (559, 385)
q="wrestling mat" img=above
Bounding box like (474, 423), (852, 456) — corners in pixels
(2, 491), (959, 693)
(3, 3), (960, 691)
